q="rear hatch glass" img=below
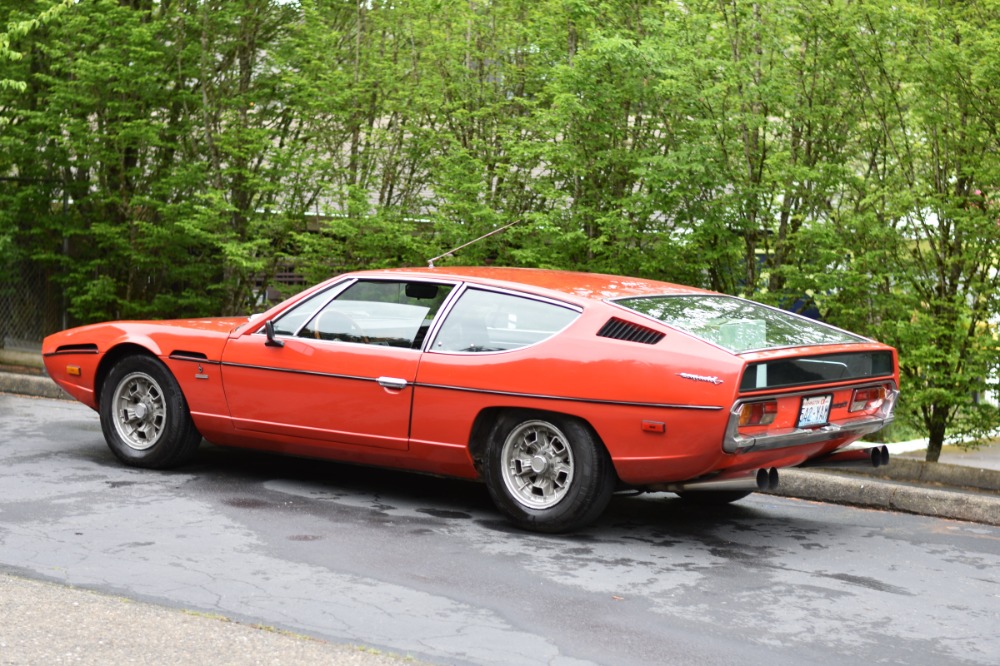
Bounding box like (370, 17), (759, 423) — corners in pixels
(614, 294), (865, 353)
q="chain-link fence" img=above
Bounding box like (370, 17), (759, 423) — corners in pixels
(0, 260), (63, 355)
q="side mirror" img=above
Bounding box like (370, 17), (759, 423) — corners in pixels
(264, 320), (284, 348)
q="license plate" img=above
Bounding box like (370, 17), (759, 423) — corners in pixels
(798, 395), (832, 428)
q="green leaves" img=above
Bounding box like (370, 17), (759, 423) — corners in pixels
(3, 0), (1000, 454)
(0, 0), (76, 91)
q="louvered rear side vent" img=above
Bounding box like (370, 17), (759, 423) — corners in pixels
(597, 318), (665, 345)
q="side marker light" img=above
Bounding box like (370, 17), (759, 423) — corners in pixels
(641, 421), (666, 434)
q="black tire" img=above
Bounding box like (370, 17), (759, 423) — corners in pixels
(483, 412), (615, 533)
(99, 355), (202, 469)
(675, 490), (753, 505)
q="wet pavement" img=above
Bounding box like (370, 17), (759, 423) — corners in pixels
(2, 369), (1000, 665)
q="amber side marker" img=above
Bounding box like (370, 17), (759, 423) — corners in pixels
(66, 365), (81, 376)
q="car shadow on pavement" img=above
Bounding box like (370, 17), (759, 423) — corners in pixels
(66, 437), (841, 548)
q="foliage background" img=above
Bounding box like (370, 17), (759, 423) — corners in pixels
(1, 0), (998, 460)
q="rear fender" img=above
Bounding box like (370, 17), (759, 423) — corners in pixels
(467, 407), (611, 477)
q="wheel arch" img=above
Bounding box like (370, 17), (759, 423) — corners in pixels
(468, 407), (616, 481)
(94, 343), (160, 409)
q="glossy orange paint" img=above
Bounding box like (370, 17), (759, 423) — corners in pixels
(42, 267), (900, 494)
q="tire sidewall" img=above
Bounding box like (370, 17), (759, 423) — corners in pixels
(484, 411), (614, 533)
(99, 355), (198, 469)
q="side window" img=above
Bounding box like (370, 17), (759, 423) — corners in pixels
(433, 289), (579, 353)
(298, 280), (452, 349)
(271, 288), (336, 336)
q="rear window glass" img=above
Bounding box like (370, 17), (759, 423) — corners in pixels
(615, 295), (864, 353)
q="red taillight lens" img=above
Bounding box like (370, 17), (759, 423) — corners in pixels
(850, 386), (886, 412)
(739, 400), (778, 427)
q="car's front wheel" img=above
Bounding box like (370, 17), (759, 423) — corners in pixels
(99, 355), (202, 469)
(484, 412), (615, 533)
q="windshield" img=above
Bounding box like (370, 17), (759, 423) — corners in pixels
(615, 295), (865, 353)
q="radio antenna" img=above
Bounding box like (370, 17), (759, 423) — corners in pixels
(427, 219), (521, 268)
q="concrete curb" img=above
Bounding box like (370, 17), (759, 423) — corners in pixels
(0, 370), (71, 401)
(828, 457), (1000, 493)
(0, 348), (44, 368)
(767, 469), (1000, 527)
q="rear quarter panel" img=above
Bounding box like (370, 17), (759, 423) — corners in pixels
(411, 306), (744, 484)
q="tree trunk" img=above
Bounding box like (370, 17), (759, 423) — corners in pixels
(925, 409), (947, 463)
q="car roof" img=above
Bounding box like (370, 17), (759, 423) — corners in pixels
(348, 266), (711, 304)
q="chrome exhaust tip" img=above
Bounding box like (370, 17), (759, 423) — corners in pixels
(800, 446), (891, 470)
(657, 468), (779, 494)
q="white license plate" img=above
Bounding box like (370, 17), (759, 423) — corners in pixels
(798, 395), (832, 428)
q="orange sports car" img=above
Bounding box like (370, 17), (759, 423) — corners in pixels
(42, 267), (899, 532)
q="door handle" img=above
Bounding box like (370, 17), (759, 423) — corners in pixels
(377, 376), (408, 390)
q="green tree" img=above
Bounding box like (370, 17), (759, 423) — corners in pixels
(806, 0), (1000, 461)
(1, 0), (78, 312)
(0, 0), (75, 92)
(3, 0), (999, 460)
(189, 0), (311, 313)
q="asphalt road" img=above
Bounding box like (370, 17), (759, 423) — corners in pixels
(2, 393), (999, 665)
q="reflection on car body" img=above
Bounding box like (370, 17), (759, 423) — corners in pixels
(42, 266), (899, 532)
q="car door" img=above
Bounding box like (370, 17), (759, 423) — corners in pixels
(221, 279), (454, 451)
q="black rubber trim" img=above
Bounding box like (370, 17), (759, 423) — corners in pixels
(45, 344), (99, 356)
(168, 352), (219, 363)
(409, 382), (721, 411)
(221, 361), (378, 385)
(220, 362), (721, 411)
(596, 318), (665, 345)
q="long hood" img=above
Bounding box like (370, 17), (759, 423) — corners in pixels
(126, 317), (248, 333)
(42, 317), (248, 360)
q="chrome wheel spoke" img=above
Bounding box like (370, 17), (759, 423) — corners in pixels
(134, 421), (155, 442)
(551, 463), (571, 487)
(531, 476), (554, 498)
(511, 455), (533, 475)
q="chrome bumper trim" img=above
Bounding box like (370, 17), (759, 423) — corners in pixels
(723, 389), (898, 454)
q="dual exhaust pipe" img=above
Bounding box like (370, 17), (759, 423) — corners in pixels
(657, 467), (780, 494)
(799, 445), (890, 469)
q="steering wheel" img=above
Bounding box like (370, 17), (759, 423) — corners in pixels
(312, 310), (368, 343)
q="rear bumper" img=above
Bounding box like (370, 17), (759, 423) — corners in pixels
(723, 389), (898, 454)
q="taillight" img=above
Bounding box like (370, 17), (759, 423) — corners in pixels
(739, 400), (778, 427)
(850, 386), (886, 412)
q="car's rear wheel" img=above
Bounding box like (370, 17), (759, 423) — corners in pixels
(99, 355), (201, 469)
(484, 412), (615, 533)
(675, 490), (753, 505)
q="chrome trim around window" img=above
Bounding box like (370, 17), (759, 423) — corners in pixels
(253, 278), (356, 339)
(424, 283), (583, 355)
